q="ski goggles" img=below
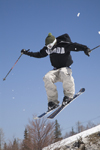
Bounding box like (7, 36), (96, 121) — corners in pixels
(46, 39), (57, 49)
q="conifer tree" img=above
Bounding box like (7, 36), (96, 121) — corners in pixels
(54, 120), (62, 142)
(24, 128), (28, 140)
(3, 143), (7, 150)
(12, 138), (18, 150)
(69, 127), (76, 136)
(22, 128), (30, 150)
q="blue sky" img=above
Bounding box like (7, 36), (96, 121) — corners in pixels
(0, 0), (100, 142)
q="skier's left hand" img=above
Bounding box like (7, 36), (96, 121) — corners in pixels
(84, 48), (91, 56)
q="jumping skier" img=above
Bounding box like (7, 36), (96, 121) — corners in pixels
(21, 33), (90, 111)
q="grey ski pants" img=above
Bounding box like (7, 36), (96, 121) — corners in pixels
(43, 67), (75, 103)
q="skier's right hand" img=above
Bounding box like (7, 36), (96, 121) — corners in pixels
(84, 48), (91, 56)
(21, 49), (26, 54)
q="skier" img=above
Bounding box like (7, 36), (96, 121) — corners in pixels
(21, 33), (90, 111)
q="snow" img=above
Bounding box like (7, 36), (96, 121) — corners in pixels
(77, 13), (80, 17)
(98, 31), (100, 34)
(42, 124), (100, 150)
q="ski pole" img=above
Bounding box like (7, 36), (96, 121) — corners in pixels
(3, 49), (30, 81)
(87, 45), (100, 56)
(91, 45), (100, 51)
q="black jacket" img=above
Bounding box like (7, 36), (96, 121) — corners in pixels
(24, 34), (88, 69)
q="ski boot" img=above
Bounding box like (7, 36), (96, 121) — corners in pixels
(62, 96), (71, 106)
(48, 101), (59, 111)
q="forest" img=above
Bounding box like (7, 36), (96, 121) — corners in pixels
(0, 116), (97, 150)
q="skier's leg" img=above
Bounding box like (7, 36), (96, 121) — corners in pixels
(43, 69), (59, 104)
(59, 67), (75, 99)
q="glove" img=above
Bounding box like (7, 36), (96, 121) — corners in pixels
(84, 47), (91, 56)
(21, 49), (27, 54)
(21, 49), (30, 54)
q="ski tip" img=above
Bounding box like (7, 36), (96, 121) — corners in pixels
(80, 88), (85, 92)
(34, 117), (39, 120)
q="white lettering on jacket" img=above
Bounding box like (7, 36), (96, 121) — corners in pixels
(46, 47), (65, 55)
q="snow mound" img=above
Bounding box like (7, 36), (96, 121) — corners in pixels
(43, 124), (100, 150)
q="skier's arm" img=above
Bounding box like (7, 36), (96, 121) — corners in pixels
(21, 47), (48, 58)
(66, 42), (88, 51)
(66, 42), (91, 56)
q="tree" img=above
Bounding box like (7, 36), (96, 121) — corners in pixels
(0, 128), (4, 150)
(12, 138), (18, 150)
(24, 128), (28, 140)
(76, 121), (85, 133)
(54, 120), (62, 142)
(23, 116), (55, 150)
(22, 128), (30, 150)
(85, 121), (95, 130)
(3, 143), (7, 150)
(69, 127), (76, 136)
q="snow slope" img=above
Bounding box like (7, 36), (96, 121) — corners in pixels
(43, 124), (100, 150)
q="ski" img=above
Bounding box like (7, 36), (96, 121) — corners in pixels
(34, 105), (59, 119)
(47, 88), (85, 119)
